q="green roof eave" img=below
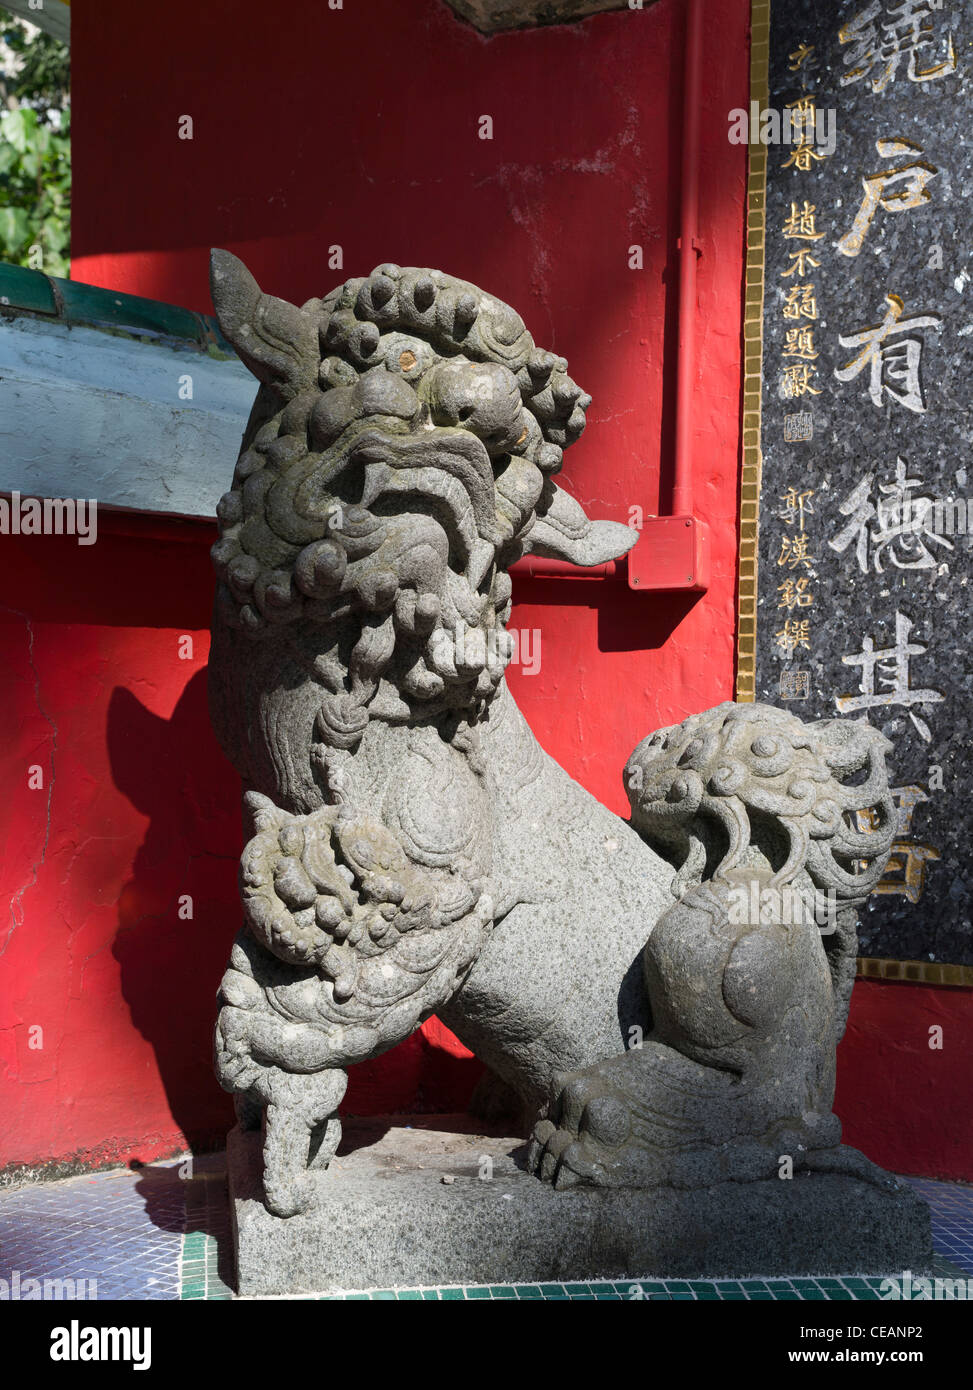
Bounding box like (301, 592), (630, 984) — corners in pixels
(0, 260), (235, 356)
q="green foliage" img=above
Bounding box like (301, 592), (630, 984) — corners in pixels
(1, 20), (68, 117)
(0, 19), (70, 276)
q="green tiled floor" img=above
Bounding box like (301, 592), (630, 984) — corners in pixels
(179, 1171), (233, 1301)
(240, 1268), (960, 1301)
(185, 1247), (966, 1301)
(179, 1229), (232, 1301)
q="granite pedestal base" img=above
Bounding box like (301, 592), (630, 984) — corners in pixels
(227, 1116), (934, 1296)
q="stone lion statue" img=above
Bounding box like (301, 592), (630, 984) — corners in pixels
(208, 251), (900, 1217)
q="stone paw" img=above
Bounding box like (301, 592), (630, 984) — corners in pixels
(526, 1068), (637, 1190)
(262, 1168), (316, 1218)
(804, 1143), (904, 1192)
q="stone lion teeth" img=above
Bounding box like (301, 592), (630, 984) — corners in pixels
(467, 538), (495, 590)
(360, 461), (391, 508)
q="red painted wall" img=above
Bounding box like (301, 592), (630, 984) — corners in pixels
(0, 520), (480, 1174)
(836, 981), (973, 1182)
(2, 0), (968, 1180)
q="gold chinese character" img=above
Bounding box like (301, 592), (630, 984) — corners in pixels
(788, 42), (815, 72)
(835, 293), (941, 414)
(786, 95), (817, 130)
(780, 99), (829, 170)
(783, 327), (818, 360)
(838, 137), (937, 258)
(781, 362), (821, 398)
(782, 141), (827, 172)
(782, 200), (824, 240)
(855, 805), (883, 833)
(781, 247), (821, 278)
(874, 843), (940, 903)
(777, 577), (814, 609)
(852, 786), (938, 899)
(836, 612), (942, 741)
(783, 284), (818, 321)
(779, 486), (815, 529)
(777, 532), (815, 568)
(839, 4), (957, 95)
(775, 618), (812, 655)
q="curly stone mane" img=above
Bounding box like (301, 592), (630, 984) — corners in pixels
(209, 253), (635, 753)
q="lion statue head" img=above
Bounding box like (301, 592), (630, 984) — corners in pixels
(208, 252), (636, 753)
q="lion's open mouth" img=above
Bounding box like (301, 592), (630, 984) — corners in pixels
(210, 253), (637, 740)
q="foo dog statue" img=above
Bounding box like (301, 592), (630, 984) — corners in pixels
(208, 251), (901, 1221)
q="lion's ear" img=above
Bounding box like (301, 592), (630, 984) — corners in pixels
(210, 249), (318, 397)
(521, 483), (638, 566)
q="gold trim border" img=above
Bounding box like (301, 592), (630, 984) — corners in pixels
(735, 0), (771, 702)
(856, 957), (973, 988)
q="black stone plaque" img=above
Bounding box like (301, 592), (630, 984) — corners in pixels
(749, 0), (972, 965)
